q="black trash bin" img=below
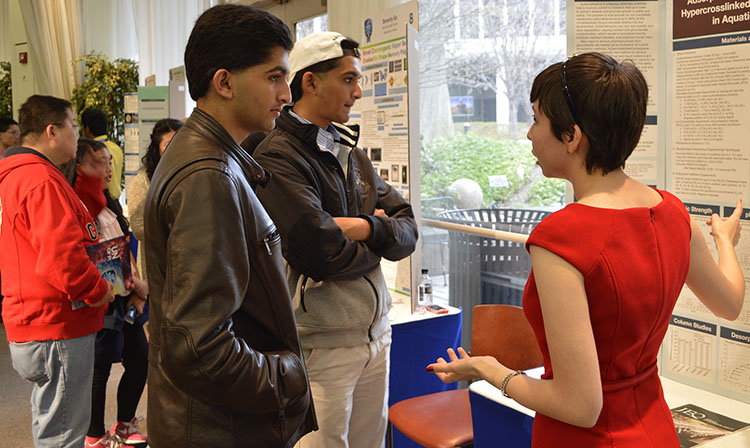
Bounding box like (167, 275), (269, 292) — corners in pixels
(438, 208), (550, 348)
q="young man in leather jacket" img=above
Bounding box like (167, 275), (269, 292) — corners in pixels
(143, 5), (316, 447)
(254, 32), (418, 448)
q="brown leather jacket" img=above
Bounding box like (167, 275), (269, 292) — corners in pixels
(144, 108), (316, 447)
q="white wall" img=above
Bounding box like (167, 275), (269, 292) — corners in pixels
(251, 0), (412, 42)
(251, 0), (326, 38)
(81, 0), (139, 62)
(328, 0), (411, 41)
(9, 0), (36, 119)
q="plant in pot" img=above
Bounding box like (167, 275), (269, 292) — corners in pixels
(0, 61), (12, 118)
(71, 52), (138, 147)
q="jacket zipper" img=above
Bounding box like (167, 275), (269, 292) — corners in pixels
(263, 237), (273, 255)
(363, 275), (379, 342)
(326, 153), (351, 215)
(257, 228), (296, 431)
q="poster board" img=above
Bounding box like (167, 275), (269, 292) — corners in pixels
(136, 86), (169, 170)
(569, 0), (750, 403)
(664, 0), (750, 403)
(348, 1), (421, 312)
(570, 0), (664, 188)
(123, 92), (139, 194)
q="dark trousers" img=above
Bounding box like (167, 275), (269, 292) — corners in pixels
(87, 322), (148, 438)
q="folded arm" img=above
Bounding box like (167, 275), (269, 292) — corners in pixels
(357, 173), (418, 261)
(255, 151), (383, 281)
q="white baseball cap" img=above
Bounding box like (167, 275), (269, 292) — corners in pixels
(288, 31), (360, 84)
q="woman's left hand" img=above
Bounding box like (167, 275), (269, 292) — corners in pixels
(426, 347), (498, 383)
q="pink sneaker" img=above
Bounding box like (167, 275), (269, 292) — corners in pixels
(110, 417), (148, 445)
(85, 434), (111, 447)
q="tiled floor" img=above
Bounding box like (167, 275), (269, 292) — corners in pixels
(0, 325), (148, 448)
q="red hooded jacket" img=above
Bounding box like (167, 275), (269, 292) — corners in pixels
(0, 148), (108, 342)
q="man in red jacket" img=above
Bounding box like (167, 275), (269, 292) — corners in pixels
(0, 95), (114, 448)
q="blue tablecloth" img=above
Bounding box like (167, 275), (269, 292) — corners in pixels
(388, 309), (463, 448)
(469, 387), (533, 448)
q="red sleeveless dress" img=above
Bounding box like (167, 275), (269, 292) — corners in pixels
(523, 189), (689, 447)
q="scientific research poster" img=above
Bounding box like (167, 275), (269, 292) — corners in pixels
(570, 0), (750, 404)
(571, 0), (663, 187)
(348, 1), (419, 303)
(663, 0), (750, 403)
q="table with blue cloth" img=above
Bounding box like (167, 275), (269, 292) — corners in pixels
(388, 307), (463, 448)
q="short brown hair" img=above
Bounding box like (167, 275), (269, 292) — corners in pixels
(18, 95), (72, 144)
(530, 52), (648, 174)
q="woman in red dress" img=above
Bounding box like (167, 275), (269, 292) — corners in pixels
(427, 53), (745, 447)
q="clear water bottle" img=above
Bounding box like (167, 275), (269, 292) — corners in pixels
(417, 269), (433, 313)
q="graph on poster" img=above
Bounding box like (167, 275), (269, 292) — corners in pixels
(668, 320), (715, 382)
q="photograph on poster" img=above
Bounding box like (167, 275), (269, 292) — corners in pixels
(401, 165), (408, 184)
(371, 147), (382, 161)
(391, 164), (400, 182)
(380, 169), (389, 181)
(377, 111), (386, 125)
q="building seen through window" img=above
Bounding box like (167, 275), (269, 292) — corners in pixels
(417, 0), (567, 308)
(295, 14), (329, 41)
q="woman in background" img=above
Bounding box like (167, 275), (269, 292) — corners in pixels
(127, 118), (182, 280)
(62, 138), (149, 448)
(428, 53), (744, 447)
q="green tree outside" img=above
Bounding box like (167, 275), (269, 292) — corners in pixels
(421, 132), (564, 208)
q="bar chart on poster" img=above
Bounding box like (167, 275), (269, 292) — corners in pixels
(569, 0), (750, 404)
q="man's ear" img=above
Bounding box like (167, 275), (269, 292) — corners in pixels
(45, 124), (58, 141)
(211, 68), (233, 100)
(301, 72), (317, 97)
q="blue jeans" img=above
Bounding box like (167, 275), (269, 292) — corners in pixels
(10, 334), (95, 448)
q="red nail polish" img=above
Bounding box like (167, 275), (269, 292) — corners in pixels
(425, 365), (434, 372)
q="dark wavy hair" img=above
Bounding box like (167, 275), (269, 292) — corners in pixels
(0, 117), (18, 133)
(143, 118), (183, 180)
(184, 4), (292, 100)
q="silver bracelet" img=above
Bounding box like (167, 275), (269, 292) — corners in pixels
(500, 370), (526, 398)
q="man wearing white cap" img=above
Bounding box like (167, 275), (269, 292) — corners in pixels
(254, 32), (418, 448)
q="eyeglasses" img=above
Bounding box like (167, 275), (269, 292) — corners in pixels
(52, 121), (79, 132)
(560, 56), (582, 128)
(3, 129), (19, 137)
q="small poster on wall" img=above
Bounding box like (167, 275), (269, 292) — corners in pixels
(450, 96), (473, 116)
